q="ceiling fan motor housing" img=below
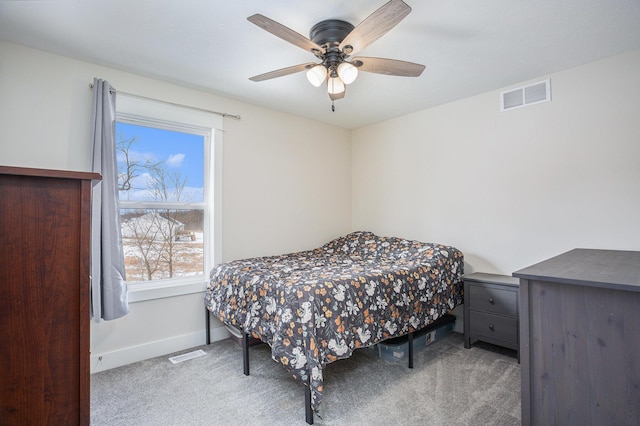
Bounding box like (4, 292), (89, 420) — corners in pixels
(309, 19), (354, 47)
(310, 19), (355, 71)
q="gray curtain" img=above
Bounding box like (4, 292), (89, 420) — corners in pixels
(90, 78), (129, 321)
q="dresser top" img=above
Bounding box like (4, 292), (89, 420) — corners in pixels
(513, 248), (640, 292)
(464, 272), (519, 287)
(0, 165), (100, 181)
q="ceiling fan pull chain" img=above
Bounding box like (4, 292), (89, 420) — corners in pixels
(331, 100), (335, 112)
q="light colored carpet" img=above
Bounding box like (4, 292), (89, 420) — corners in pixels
(91, 333), (520, 425)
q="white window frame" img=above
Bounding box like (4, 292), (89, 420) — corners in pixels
(115, 94), (223, 303)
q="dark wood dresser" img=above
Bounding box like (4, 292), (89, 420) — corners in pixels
(513, 249), (640, 426)
(0, 166), (100, 425)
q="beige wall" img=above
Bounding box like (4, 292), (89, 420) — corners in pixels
(0, 41), (352, 370)
(352, 49), (640, 275)
(4, 38), (640, 371)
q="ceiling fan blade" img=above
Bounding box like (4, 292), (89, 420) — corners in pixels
(353, 57), (425, 77)
(248, 14), (324, 55)
(339, 0), (411, 55)
(249, 63), (317, 82)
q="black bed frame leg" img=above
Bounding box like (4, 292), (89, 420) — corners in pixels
(408, 332), (414, 369)
(242, 332), (250, 376)
(305, 377), (314, 425)
(205, 308), (211, 345)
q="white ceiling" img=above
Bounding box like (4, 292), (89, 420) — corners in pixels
(2, 0), (640, 129)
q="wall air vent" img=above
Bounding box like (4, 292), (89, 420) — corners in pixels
(500, 79), (551, 111)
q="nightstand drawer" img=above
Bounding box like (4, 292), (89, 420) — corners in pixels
(468, 284), (517, 317)
(469, 311), (518, 345)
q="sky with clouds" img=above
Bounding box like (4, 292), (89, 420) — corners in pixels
(116, 122), (205, 202)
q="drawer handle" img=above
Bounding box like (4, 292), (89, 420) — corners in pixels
(489, 324), (494, 331)
(488, 297), (495, 304)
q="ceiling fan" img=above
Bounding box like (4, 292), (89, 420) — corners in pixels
(248, 0), (425, 111)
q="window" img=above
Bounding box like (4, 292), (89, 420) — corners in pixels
(115, 94), (222, 301)
(116, 121), (207, 282)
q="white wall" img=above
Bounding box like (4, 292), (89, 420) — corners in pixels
(0, 41), (352, 371)
(352, 49), (640, 276)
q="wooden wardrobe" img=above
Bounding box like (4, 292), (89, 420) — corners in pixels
(0, 166), (100, 425)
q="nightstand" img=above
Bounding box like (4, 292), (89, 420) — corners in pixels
(463, 272), (519, 361)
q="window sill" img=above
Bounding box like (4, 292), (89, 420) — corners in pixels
(127, 277), (207, 303)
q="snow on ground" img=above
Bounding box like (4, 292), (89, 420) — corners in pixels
(123, 232), (204, 282)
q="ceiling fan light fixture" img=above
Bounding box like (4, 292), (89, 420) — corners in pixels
(306, 65), (327, 87)
(327, 76), (345, 95)
(337, 62), (358, 84)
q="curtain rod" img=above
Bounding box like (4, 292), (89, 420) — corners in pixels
(88, 83), (241, 120)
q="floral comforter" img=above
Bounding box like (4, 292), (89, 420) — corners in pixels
(205, 231), (464, 411)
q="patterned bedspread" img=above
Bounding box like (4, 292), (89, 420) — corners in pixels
(205, 231), (464, 411)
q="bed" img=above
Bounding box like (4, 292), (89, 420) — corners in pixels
(205, 231), (464, 423)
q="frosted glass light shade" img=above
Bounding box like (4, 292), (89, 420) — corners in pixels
(306, 65), (327, 87)
(327, 76), (345, 95)
(337, 62), (358, 84)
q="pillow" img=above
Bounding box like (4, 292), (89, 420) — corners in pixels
(321, 231), (377, 255)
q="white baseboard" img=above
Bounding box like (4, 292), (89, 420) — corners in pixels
(90, 325), (230, 374)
